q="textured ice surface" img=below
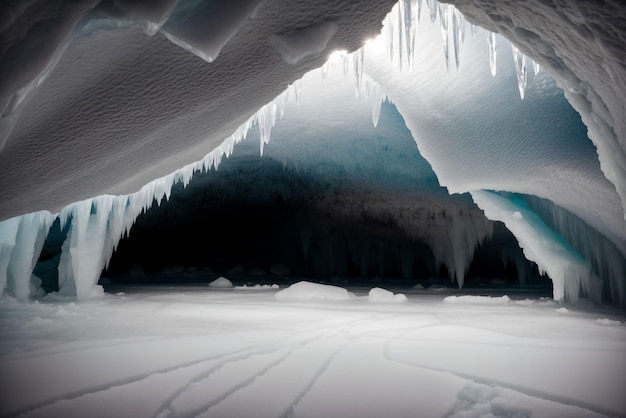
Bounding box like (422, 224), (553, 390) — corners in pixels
(0, 0), (397, 219)
(270, 21), (338, 65)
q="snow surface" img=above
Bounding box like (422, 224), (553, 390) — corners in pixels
(0, 287), (624, 417)
(443, 295), (511, 304)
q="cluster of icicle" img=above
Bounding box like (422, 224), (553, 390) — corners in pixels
(380, 0), (540, 99)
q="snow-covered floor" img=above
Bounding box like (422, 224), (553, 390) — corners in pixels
(1, 285), (625, 418)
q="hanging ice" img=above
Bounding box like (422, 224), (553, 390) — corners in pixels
(353, 48), (365, 98)
(511, 45), (528, 99)
(0, 212), (53, 300)
(488, 32), (497, 76)
(471, 191), (601, 304)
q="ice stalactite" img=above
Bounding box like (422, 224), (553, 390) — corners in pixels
(379, 0), (537, 87)
(319, 192), (494, 287)
(532, 60), (540, 76)
(427, 211), (494, 287)
(471, 191), (601, 304)
(57, 196), (142, 299)
(488, 32), (497, 76)
(511, 45), (528, 100)
(438, 3), (450, 71)
(353, 48), (365, 99)
(0, 212), (54, 299)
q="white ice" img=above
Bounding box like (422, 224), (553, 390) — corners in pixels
(1, 288), (624, 417)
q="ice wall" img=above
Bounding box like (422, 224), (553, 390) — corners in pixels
(471, 191), (601, 304)
(0, 212), (54, 300)
(443, 0), (626, 224)
(0, 0), (624, 305)
(362, 2), (626, 305)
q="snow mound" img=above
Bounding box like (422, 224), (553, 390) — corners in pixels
(275, 281), (355, 302)
(443, 295), (511, 304)
(596, 318), (622, 326)
(555, 307), (569, 313)
(368, 287), (407, 303)
(209, 277), (234, 288)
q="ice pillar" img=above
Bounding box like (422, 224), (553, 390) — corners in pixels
(0, 212), (54, 299)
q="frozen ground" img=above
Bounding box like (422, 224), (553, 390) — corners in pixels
(1, 284), (625, 418)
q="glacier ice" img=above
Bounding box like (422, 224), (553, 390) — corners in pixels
(0, 212), (54, 300)
(0, 0), (624, 307)
(471, 191), (601, 304)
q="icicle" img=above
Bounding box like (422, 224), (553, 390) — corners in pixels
(293, 78), (302, 105)
(370, 82), (385, 128)
(0, 217), (21, 298)
(401, 0), (417, 72)
(397, 0), (405, 70)
(427, 0), (438, 22)
(353, 48), (364, 99)
(342, 52), (349, 77)
(438, 3), (450, 71)
(257, 101), (278, 156)
(488, 32), (497, 77)
(511, 45), (528, 99)
(320, 61), (329, 83)
(532, 60), (541, 76)
(452, 7), (461, 71)
(417, 0), (423, 25)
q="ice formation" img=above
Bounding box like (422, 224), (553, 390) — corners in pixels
(471, 191), (601, 304)
(275, 281), (356, 302)
(0, 0), (624, 307)
(368, 287), (408, 303)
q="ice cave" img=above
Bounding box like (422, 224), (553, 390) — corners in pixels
(0, 1), (625, 417)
